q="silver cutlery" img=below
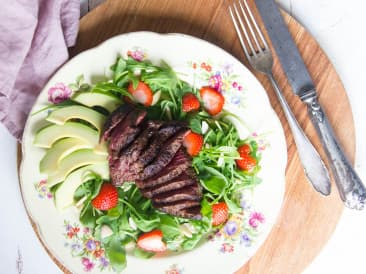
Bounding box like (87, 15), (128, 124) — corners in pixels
(229, 0), (331, 196)
(253, 0), (366, 209)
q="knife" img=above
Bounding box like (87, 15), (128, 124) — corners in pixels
(254, 0), (366, 209)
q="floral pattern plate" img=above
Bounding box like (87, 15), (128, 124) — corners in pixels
(19, 32), (287, 274)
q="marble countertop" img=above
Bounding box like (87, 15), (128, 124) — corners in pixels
(1, 0), (366, 273)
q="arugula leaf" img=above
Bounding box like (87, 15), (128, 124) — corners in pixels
(107, 236), (127, 272)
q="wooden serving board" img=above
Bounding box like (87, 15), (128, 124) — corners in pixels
(21, 0), (355, 273)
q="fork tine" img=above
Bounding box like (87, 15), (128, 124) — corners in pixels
(229, 6), (251, 59)
(230, 3), (256, 56)
(238, 0), (261, 52)
(241, 0), (269, 50)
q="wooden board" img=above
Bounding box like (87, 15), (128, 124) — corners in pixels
(22, 0), (355, 273)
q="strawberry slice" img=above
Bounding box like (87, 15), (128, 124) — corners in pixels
(91, 183), (118, 210)
(237, 144), (251, 156)
(183, 131), (204, 156)
(236, 154), (257, 172)
(212, 202), (229, 226)
(182, 92), (200, 112)
(127, 81), (153, 107)
(137, 230), (167, 252)
(199, 86), (225, 116)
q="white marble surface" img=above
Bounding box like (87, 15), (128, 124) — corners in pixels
(1, 0), (366, 273)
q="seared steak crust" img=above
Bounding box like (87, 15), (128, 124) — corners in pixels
(105, 109), (202, 219)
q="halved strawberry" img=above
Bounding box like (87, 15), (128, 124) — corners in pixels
(137, 230), (167, 252)
(237, 144), (251, 156)
(127, 81), (153, 107)
(91, 183), (118, 210)
(183, 131), (204, 156)
(182, 92), (200, 112)
(212, 202), (229, 226)
(199, 86), (225, 116)
(236, 154), (257, 172)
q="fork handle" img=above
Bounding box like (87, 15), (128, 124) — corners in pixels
(305, 96), (366, 209)
(268, 74), (331, 195)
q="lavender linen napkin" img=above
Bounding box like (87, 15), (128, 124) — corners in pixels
(0, 0), (80, 140)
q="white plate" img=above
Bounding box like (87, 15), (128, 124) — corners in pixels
(20, 32), (287, 274)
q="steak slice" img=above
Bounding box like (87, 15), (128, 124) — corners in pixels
(101, 103), (134, 142)
(110, 121), (163, 185)
(138, 123), (186, 167)
(109, 109), (147, 155)
(141, 128), (190, 180)
(135, 148), (190, 189)
(152, 185), (202, 204)
(153, 200), (202, 219)
(141, 170), (197, 199)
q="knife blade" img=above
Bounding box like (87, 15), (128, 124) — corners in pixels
(254, 0), (366, 209)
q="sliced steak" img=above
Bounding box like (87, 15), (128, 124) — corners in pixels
(141, 170), (197, 199)
(101, 103), (134, 142)
(110, 121), (163, 184)
(141, 128), (190, 180)
(135, 148), (190, 189)
(180, 206), (202, 219)
(153, 200), (202, 219)
(138, 123), (185, 167)
(153, 185), (202, 204)
(109, 109), (147, 154)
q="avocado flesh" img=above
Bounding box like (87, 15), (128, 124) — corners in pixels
(40, 138), (95, 174)
(47, 148), (107, 187)
(72, 92), (122, 113)
(34, 122), (100, 148)
(46, 105), (106, 132)
(55, 162), (109, 211)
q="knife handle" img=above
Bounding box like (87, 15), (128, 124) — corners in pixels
(268, 74), (331, 195)
(306, 96), (366, 209)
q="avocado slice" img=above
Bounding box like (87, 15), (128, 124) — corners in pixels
(40, 138), (98, 174)
(55, 162), (110, 211)
(34, 122), (100, 148)
(46, 105), (107, 132)
(47, 148), (107, 187)
(72, 91), (122, 113)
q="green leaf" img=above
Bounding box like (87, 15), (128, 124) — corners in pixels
(134, 247), (155, 259)
(224, 195), (242, 214)
(159, 215), (181, 239)
(80, 202), (97, 228)
(107, 236), (127, 272)
(182, 234), (202, 250)
(189, 116), (202, 134)
(131, 214), (160, 232)
(200, 175), (226, 195)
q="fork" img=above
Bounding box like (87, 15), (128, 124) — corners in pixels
(229, 0), (331, 195)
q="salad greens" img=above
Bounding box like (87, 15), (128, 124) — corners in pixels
(48, 55), (262, 272)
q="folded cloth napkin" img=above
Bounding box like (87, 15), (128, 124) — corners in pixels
(0, 0), (80, 140)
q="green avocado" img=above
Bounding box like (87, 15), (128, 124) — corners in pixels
(72, 91), (122, 113)
(55, 162), (110, 211)
(47, 148), (107, 187)
(46, 105), (106, 132)
(34, 122), (100, 148)
(40, 138), (97, 174)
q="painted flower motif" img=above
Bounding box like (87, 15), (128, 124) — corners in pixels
(82, 257), (95, 272)
(127, 48), (146, 61)
(224, 221), (238, 236)
(35, 179), (53, 199)
(85, 239), (97, 252)
(249, 212), (265, 228)
(48, 83), (72, 104)
(240, 232), (251, 247)
(209, 73), (223, 91)
(220, 243), (234, 253)
(165, 264), (184, 274)
(100, 257), (109, 268)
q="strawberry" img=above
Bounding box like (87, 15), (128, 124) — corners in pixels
(137, 230), (167, 252)
(91, 183), (118, 210)
(236, 154), (257, 172)
(127, 81), (153, 107)
(183, 131), (204, 156)
(199, 86), (225, 116)
(182, 92), (200, 112)
(212, 202), (229, 226)
(237, 144), (251, 156)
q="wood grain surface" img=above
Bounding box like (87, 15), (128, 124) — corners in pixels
(23, 0), (355, 273)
